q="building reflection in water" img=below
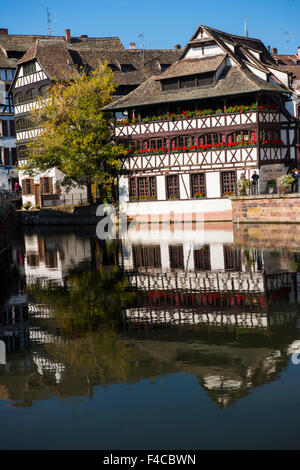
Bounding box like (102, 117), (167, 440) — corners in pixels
(0, 224), (300, 408)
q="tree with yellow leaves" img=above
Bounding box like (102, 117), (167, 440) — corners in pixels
(21, 62), (127, 205)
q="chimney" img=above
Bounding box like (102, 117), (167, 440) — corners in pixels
(174, 44), (181, 50)
(129, 42), (136, 50)
(0, 28), (8, 36)
(271, 47), (278, 56)
(298, 46), (300, 60)
(65, 29), (71, 44)
(80, 34), (88, 38)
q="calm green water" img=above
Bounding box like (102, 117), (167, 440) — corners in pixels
(1, 223), (300, 449)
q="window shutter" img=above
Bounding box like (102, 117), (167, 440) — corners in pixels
(30, 179), (34, 195)
(4, 148), (10, 166)
(22, 180), (26, 195)
(2, 120), (8, 137)
(48, 177), (53, 194)
(9, 120), (16, 137)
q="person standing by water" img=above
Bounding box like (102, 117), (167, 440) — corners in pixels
(294, 169), (300, 193)
(291, 168), (298, 193)
(251, 171), (259, 194)
(14, 182), (21, 193)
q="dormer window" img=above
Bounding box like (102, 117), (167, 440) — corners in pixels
(108, 64), (119, 71)
(161, 72), (215, 91)
(23, 61), (36, 76)
(160, 64), (170, 72)
(121, 64), (135, 73)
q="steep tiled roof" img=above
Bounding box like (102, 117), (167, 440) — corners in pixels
(15, 39), (181, 86)
(17, 40), (76, 80)
(0, 33), (124, 72)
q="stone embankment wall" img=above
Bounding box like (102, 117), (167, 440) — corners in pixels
(16, 205), (101, 225)
(233, 223), (300, 250)
(232, 194), (300, 224)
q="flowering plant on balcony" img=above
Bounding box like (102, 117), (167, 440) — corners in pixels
(193, 191), (204, 198)
(198, 108), (214, 116)
(223, 191), (235, 197)
(276, 174), (294, 196)
(182, 110), (196, 118)
(228, 140), (256, 148)
(116, 118), (129, 125)
(117, 103), (258, 126)
(212, 142), (226, 149)
(139, 147), (167, 155)
(261, 139), (284, 147)
(225, 104), (256, 114)
(127, 140), (257, 157)
(139, 195), (157, 200)
(258, 104), (279, 111)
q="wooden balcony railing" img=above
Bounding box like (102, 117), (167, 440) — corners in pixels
(115, 110), (281, 138)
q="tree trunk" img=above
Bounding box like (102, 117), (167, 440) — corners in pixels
(97, 184), (103, 204)
(87, 182), (94, 205)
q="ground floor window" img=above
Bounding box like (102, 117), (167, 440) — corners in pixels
(221, 171), (236, 196)
(40, 177), (53, 195)
(22, 178), (34, 195)
(191, 173), (206, 198)
(166, 174), (180, 199)
(129, 176), (157, 200)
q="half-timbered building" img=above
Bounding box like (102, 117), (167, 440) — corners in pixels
(10, 29), (181, 207)
(104, 25), (300, 222)
(0, 28), (39, 190)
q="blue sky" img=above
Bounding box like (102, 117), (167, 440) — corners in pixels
(2, 0), (300, 55)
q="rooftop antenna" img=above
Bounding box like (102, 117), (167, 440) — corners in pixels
(244, 16), (249, 38)
(46, 5), (55, 35)
(283, 30), (293, 43)
(138, 33), (145, 64)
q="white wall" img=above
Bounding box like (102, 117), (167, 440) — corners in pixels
(206, 172), (220, 198)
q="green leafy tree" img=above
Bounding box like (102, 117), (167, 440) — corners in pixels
(21, 62), (127, 204)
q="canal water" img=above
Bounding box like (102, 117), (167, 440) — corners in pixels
(1, 222), (300, 449)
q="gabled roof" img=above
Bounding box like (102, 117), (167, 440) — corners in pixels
(18, 39), (76, 80)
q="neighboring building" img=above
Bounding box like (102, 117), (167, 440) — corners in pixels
(271, 46), (300, 159)
(9, 29), (181, 207)
(104, 25), (300, 222)
(0, 28), (36, 190)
